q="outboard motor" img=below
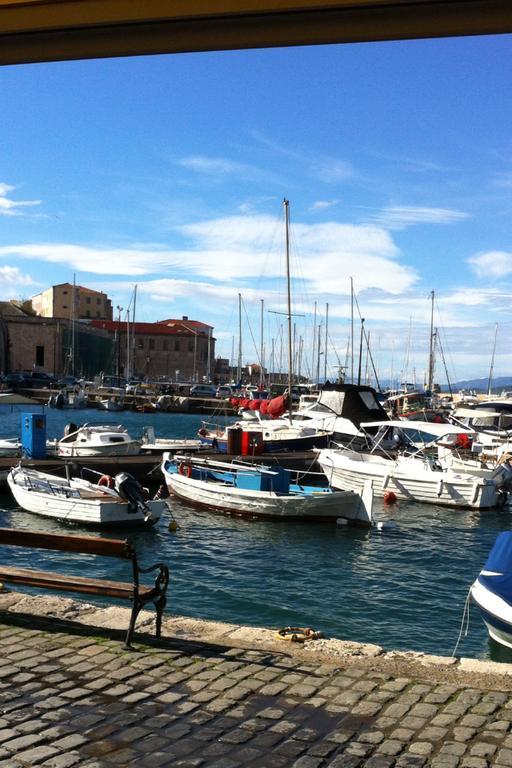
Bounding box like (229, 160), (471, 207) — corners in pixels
(114, 472), (153, 521)
(492, 459), (512, 491)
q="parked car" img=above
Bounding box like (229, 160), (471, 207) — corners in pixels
(4, 372), (32, 390)
(189, 384), (217, 398)
(28, 372), (58, 389)
(216, 385), (235, 399)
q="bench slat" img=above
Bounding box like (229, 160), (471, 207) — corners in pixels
(0, 528), (133, 559)
(0, 566), (155, 600)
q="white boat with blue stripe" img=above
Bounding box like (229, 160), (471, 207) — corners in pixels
(471, 532), (512, 649)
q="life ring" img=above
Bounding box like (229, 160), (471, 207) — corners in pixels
(98, 474), (113, 489)
(276, 627), (324, 643)
(178, 463), (192, 478)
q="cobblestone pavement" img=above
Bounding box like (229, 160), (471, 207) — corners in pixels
(1, 613), (512, 768)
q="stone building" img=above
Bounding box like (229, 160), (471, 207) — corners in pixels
(31, 282), (113, 321)
(90, 316), (215, 382)
(0, 301), (112, 378)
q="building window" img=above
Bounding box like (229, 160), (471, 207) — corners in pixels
(162, 339), (168, 351)
(86, 310), (90, 317)
(188, 340), (194, 352)
(138, 339), (144, 349)
(36, 346), (44, 367)
(174, 340), (180, 352)
(96, 298), (101, 305)
(96, 312), (101, 318)
(63, 305), (67, 309)
(149, 339), (155, 351)
(63, 290), (68, 295)
(86, 296), (91, 305)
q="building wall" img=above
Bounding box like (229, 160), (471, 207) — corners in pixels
(114, 329), (214, 381)
(32, 283), (113, 321)
(6, 317), (62, 374)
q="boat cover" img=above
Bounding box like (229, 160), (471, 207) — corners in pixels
(478, 532), (512, 602)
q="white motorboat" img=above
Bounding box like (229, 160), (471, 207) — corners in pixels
(7, 465), (166, 527)
(97, 395), (125, 411)
(48, 423), (141, 458)
(471, 532), (512, 649)
(0, 438), (21, 457)
(161, 453), (374, 525)
(317, 420), (506, 509)
(140, 426), (208, 455)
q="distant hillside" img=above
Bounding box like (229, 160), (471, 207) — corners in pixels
(442, 376), (512, 393)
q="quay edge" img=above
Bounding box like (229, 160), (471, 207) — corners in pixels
(1, 589), (512, 689)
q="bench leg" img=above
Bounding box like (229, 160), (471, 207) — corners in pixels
(124, 601), (141, 650)
(155, 595), (167, 639)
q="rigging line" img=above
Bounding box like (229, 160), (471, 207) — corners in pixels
(451, 584), (473, 658)
(352, 291), (382, 392)
(241, 296), (264, 369)
(433, 294), (459, 387)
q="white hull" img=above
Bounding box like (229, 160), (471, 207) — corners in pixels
(318, 448), (499, 509)
(471, 579), (512, 649)
(162, 465), (370, 523)
(57, 442), (140, 457)
(8, 468), (164, 526)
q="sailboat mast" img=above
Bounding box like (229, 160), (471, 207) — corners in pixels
(324, 302), (329, 383)
(311, 300), (317, 385)
(131, 284), (137, 378)
(284, 199), (293, 400)
(350, 277), (354, 384)
(237, 293), (242, 384)
(487, 322), (499, 396)
(427, 290), (435, 392)
(260, 298), (264, 386)
(71, 273), (76, 376)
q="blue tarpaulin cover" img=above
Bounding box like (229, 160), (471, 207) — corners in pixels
(479, 531), (512, 603)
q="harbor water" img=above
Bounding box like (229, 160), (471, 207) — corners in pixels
(0, 405), (511, 663)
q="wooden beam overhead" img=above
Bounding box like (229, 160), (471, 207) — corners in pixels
(1, 0), (511, 66)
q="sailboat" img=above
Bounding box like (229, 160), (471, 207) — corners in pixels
(197, 200), (332, 454)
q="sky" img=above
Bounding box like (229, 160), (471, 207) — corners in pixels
(1, 34), (512, 386)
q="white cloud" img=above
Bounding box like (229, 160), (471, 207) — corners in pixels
(0, 182), (41, 217)
(177, 155), (275, 183)
(372, 205), (469, 230)
(310, 200), (339, 211)
(0, 244), (174, 276)
(0, 214), (418, 293)
(0, 265), (33, 286)
(467, 251), (512, 279)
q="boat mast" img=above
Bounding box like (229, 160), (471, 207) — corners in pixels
(237, 292), (242, 384)
(284, 199), (293, 405)
(324, 302), (329, 383)
(350, 277), (354, 384)
(70, 273), (76, 376)
(311, 300), (317, 385)
(260, 298), (264, 386)
(131, 284), (137, 378)
(487, 322), (498, 396)
(427, 290), (435, 392)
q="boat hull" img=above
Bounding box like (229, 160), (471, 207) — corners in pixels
(162, 466), (366, 522)
(318, 449), (499, 509)
(7, 471), (164, 527)
(199, 432), (330, 454)
(57, 441), (141, 458)
(471, 579), (512, 649)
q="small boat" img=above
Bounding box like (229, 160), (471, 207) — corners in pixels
(471, 532), (512, 649)
(97, 395), (125, 411)
(198, 420), (332, 454)
(48, 423), (141, 458)
(161, 452), (374, 524)
(140, 426), (209, 455)
(0, 438), (21, 457)
(7, 465), (166, 527)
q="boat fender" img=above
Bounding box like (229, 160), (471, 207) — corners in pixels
(383, 490), (397, 505)
(178, 463), (192, 478)
(437, 478), (443, 497)
(276, 627), (324, 643)
(98, 474), (114, 489)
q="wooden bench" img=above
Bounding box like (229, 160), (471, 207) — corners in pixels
(0, 528), (169, 649)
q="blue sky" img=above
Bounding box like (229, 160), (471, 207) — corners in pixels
(1, 34), (512, 385)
